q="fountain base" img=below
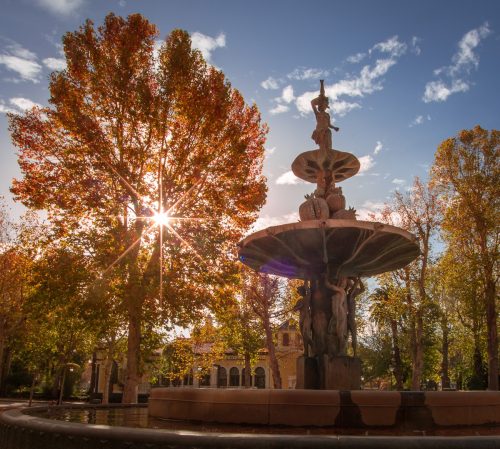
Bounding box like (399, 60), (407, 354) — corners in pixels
(296, 355), (361, 390)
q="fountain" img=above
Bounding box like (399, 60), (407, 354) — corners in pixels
(1, 81), (499, 449)
(238, 79), (419, 391)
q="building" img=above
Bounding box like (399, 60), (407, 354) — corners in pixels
(84, 320), (302, 398)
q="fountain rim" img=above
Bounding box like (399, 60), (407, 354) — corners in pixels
(240, 219), (418, 247)
(1, 403), (500, 449)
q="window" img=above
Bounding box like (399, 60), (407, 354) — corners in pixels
(282, 332), (290, 346)
(229, 367), (240, 387)
(217, 367), (227, 388)
(254, 367), (265, 389)
(241, 368), (252, 387)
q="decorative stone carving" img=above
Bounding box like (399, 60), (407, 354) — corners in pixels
(311, 80), (339, 153)
(299, 194), (329, 221)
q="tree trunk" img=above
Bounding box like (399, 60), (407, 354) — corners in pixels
(390, 320), (404, 390)
(263, 318), (281, 389)
(485, 280), (498, 390)
(411, 310), (424, 390)
(101, 358), (112, 405)
(28, 374), (36, 407)
(123, 303), (141, 403)
(440, 316), (451, 390)
(0, 332), (5, 396)
(244, 352), (251, 388)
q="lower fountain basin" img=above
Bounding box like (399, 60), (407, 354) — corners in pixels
(149, 388), (500, 428)
(1, 397), (499, 449)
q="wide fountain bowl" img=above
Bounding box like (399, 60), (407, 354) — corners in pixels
(239, 219), (420, 279)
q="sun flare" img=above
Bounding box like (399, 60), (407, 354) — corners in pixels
(153, 211), (170, 226)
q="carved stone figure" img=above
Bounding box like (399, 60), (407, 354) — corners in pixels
(311, 80), (339, 153)
(346, 277), (364, 357)
(294, 281), (314, 357)
(325, 277), (348, 356)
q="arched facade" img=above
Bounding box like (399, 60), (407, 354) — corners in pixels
(229, 367), (240, 387)
(217, 367), (227, 388)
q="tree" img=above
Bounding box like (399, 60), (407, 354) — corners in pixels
(377, 177), (441, 390)
(9, 14), (267, 402)
(0, 203), (39, 396)
(240, 269), (287, 389)
(369, 285), (406, 390)
(431, 126), (499, 390)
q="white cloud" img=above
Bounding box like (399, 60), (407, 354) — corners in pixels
(411, 36), (422, 55)
(346, 52), (366, 64)
(370, 36), (407, 58)
(43, 57), (66, 71)
(0, 100), (16, 114)
(451, 23), (491, 75)
(374, 141), (383, 155)
(275, 170), (304, 185)
(261, 76), (280, 90)
(422, 22), (491, 103)
(295, 52), (400, 116)
(287, 67), (329, 80)
(249, 212), (300, 233)
(6, 42), (37, 60)
(36, 0), (84, 15)
(9, 97), (42, 110)
(268, 85), (295, 114)
(190, 32), (226, 64)
(423, 79), (469, 103)
(275, 35), (408, 118)
(269, 104), (289, 115)
(281, 85), (294, 103)
(358, 155), (375, 175)
(0, 55), (41, 83)
(356, 200), (385, 221)
(392, 178), (405, 185)
(0, 41), (42, 83)
(330, 100), (360, 117)
(0, 97), (42, 114)
(409, 114), (431, 127)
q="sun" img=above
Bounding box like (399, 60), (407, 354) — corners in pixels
(153, 211), (170, 226)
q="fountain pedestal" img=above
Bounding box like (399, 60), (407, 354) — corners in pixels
(297, 355), (361, 390)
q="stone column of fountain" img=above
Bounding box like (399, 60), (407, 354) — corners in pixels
(238, 80), (420, 390)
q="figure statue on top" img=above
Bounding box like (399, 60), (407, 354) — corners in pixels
(311, 80), (339, 153)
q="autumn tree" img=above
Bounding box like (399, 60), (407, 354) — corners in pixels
(9, 14), (267, 402)
(369, 284), (407, 390)
(215, 281), (265, 388)
(240, 269), (288, 389)
(377, 177), (441, 390)
(431, 126), (499, 390)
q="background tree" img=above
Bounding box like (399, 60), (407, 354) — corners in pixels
(375, 177), (441, 390)
(369, 284), (407, 390)
(240, 269), (289, 389)
(431, 126), (499, 390)
(9, 14), (267, 402)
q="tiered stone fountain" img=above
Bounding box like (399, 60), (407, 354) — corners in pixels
(239, 80), (419, 390)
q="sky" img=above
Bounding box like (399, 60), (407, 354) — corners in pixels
(0, 0), (499, 229)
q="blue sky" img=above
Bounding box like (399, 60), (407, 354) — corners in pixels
(0, 0), (499, 228)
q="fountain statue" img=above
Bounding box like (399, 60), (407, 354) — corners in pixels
(238, 80), (420, 389)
